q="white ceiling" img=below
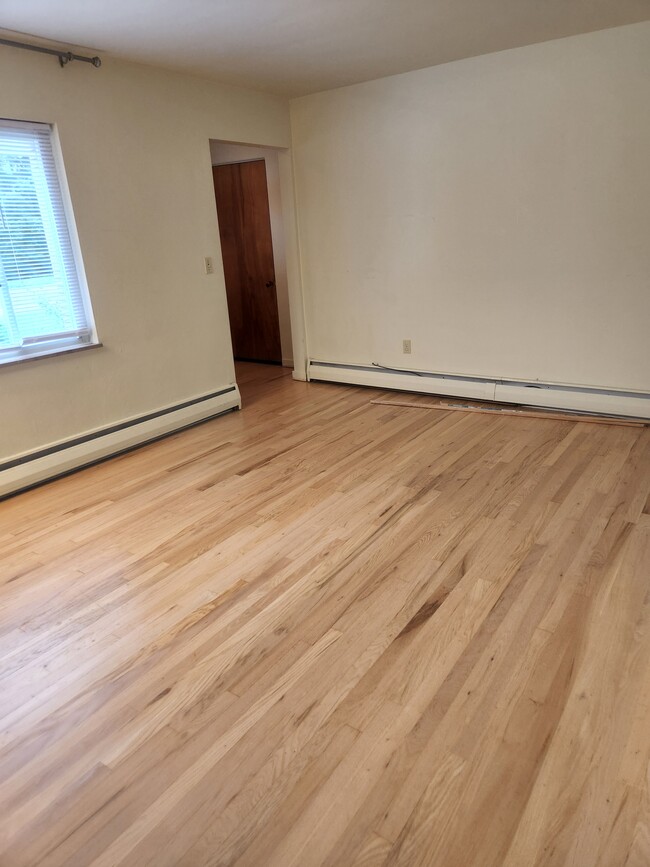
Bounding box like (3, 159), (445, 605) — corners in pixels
(2, 0), (649, 96)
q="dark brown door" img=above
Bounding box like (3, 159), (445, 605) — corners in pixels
(213, 160), (282, 364)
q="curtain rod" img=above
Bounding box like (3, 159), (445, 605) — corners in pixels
(0, 36), (101, 68)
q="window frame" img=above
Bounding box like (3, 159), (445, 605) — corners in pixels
(0, 117), (98, 366)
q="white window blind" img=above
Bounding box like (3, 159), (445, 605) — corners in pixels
(0, 119), (94, 361)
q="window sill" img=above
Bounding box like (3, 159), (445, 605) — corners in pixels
(0, 341), (103, 369)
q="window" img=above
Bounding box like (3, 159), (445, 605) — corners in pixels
(0, 119), (95, 363)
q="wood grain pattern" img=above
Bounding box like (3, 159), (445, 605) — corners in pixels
(0, 361), (649, 866)
(213, 161), (282, 363)
(371, 397), (648, 427)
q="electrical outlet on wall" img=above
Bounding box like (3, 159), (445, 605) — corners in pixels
(204, 257), (214, 275)
(402, 339), (412, 354)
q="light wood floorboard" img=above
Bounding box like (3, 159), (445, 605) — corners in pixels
(1, 361), (649, 866)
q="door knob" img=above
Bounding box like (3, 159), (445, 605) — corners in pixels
(265, 281), (275, 288)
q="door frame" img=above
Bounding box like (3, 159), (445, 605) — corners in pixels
(209, 140), (309, 381)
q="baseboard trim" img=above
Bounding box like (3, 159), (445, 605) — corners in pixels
(0, 385), (241, 499)
(308, 362), (650, 419)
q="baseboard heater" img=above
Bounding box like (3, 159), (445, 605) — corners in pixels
(308, 361), (650, 420)
(0, 384), (241, 499)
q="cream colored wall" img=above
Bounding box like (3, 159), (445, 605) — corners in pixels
(0, 47), (289, 461)
(209, 142), (293, 367)
(291, 23), (650, 393)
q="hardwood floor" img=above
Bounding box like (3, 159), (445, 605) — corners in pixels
(1, 361), (649, 866)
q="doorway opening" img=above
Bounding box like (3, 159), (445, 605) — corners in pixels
(210, 141), (294, 370)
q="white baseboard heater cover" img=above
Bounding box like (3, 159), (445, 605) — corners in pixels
(308, 362), (650, 420)
(0, 384), (241, 499)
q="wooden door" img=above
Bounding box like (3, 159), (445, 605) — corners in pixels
(213, 160), (282, 364)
